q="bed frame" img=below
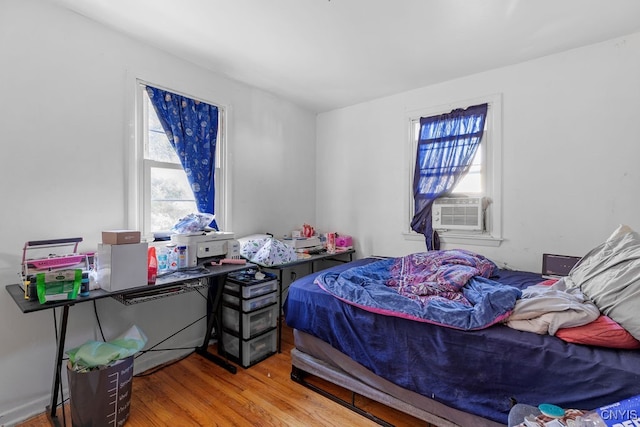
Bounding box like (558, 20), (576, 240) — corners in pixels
(290, 329), (504, 427)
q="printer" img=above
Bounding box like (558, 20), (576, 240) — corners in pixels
(171, 231), (239, 267)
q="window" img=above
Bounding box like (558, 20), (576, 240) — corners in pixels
(133, 82), (225, 237)
(410, 119), (484, 196)
(143, 88), (198, 232)
(406, 94), (502, 246)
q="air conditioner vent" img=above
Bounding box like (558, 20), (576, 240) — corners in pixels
(432, 197), (483, 231)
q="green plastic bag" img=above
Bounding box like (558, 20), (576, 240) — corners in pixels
(67, 325), (148, 371)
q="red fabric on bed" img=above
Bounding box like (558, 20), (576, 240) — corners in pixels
(556, 315), (640, 349)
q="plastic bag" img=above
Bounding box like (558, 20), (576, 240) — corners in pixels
(240, 236), (297, 267)
(171, 213), (215, 234)
(66, 325), (148, 371)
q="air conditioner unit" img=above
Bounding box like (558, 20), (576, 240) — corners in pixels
(432, 197), (484, 231)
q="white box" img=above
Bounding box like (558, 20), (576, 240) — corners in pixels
(96, 243), (148, 292)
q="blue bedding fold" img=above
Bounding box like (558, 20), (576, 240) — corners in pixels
(315, 251), (522, 330)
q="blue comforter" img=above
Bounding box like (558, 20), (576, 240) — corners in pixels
(314, 250), (522, 330)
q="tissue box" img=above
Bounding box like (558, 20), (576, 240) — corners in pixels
(335, 235), (352, 248)
(102, 230), (141, 245)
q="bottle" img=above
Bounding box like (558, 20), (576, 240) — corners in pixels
(177, 245), (188, 269)
(166, 244), (178, 271)
(157, 247), (169, 275)
(575, 412), (606, 427)
(80, 271), (90, 297)
(147, 246), (158, 284)
(327, 232), (336, 254)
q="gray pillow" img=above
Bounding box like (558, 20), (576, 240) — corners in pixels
(565, 229), (640, 341)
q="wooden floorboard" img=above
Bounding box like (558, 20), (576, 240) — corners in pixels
(17, 322), (432, 427)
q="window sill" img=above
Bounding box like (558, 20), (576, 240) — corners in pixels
(403, 232), (503, 247)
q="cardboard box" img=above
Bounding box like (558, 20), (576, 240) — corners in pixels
(102, 230), (141, 245)
(96, 243), (147, 292)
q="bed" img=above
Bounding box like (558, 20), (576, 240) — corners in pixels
(283, 231), (640, 426)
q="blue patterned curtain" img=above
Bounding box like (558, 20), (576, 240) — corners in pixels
(146, 86), (219, 229)
(411, 103), (488, 250)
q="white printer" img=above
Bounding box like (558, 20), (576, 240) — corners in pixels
(171, 231), (239, 267)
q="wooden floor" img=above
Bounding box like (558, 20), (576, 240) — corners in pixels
(18, 323), (430, 427)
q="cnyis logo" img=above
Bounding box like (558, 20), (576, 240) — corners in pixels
(599, 409), (639, 426)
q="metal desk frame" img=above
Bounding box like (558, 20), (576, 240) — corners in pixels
(262, 249), (355, 353)
(5, 263), (249, 426)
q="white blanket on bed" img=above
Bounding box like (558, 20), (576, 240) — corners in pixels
(505, 280), (600, 335)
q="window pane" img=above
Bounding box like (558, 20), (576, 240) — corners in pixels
(146, 93), (181, 164)
(150, 167), (197, 231)
(452, 145), (482, 194)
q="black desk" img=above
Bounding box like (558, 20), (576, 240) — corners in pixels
(262, 249), (355, 352)
(5, 263), (249, 426)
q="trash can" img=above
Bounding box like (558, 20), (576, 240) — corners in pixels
(67, 355), (134, 427)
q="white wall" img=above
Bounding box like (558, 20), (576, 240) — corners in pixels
(0, 0), (316, 423)
(316, 32), (640, 272)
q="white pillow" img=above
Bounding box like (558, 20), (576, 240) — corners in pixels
(607, 224), (634, 241)
(565, 229), (640, 341)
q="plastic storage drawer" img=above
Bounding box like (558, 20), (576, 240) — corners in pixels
(222, 329), (277, 368)
(224, 279), (277, 299)
(223, 291), (277, 312)
(222, 304), (277, 339)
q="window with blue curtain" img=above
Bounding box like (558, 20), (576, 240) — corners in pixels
(411, 103), (488, 250)
(146, 86), (219, 230)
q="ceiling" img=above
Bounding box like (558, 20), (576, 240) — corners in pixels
(49, 0), (640, 113)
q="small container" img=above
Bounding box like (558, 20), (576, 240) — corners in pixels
(157, 247), (169, 274)
(166, 244), (178, 271)
(177, 245), (188, 270)
(80, 272), (90, 297)
(327, 232), (336, 254)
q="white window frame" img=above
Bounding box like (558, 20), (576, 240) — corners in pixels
(127, 79), (229, 239)
(404, 94), (503, 247)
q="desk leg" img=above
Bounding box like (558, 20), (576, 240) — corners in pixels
(277, 269), (285, 354)
(195, 275), (237, 374)
(47, 305), (69, 425)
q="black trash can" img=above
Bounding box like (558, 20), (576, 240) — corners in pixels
(67, 355), (134, 427)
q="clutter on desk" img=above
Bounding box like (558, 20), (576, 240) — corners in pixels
(283, 235), (322, 251)
(301, 223), (315, 237)
(170, 230), (239, 268)
(238, 234), (297, 267)
(210, 258), (247, 266)
(101, 229), (141, 245)
(95, 241), (148, 292)
(35, 269), (83, 304)
(326, 232), (336, 254)
(335, 234), (353, 250)
(170, 212), (215, 234)
(21, 237), (91, 303)
(147, 246), (158, 284)
(285, 225), (354, 255)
